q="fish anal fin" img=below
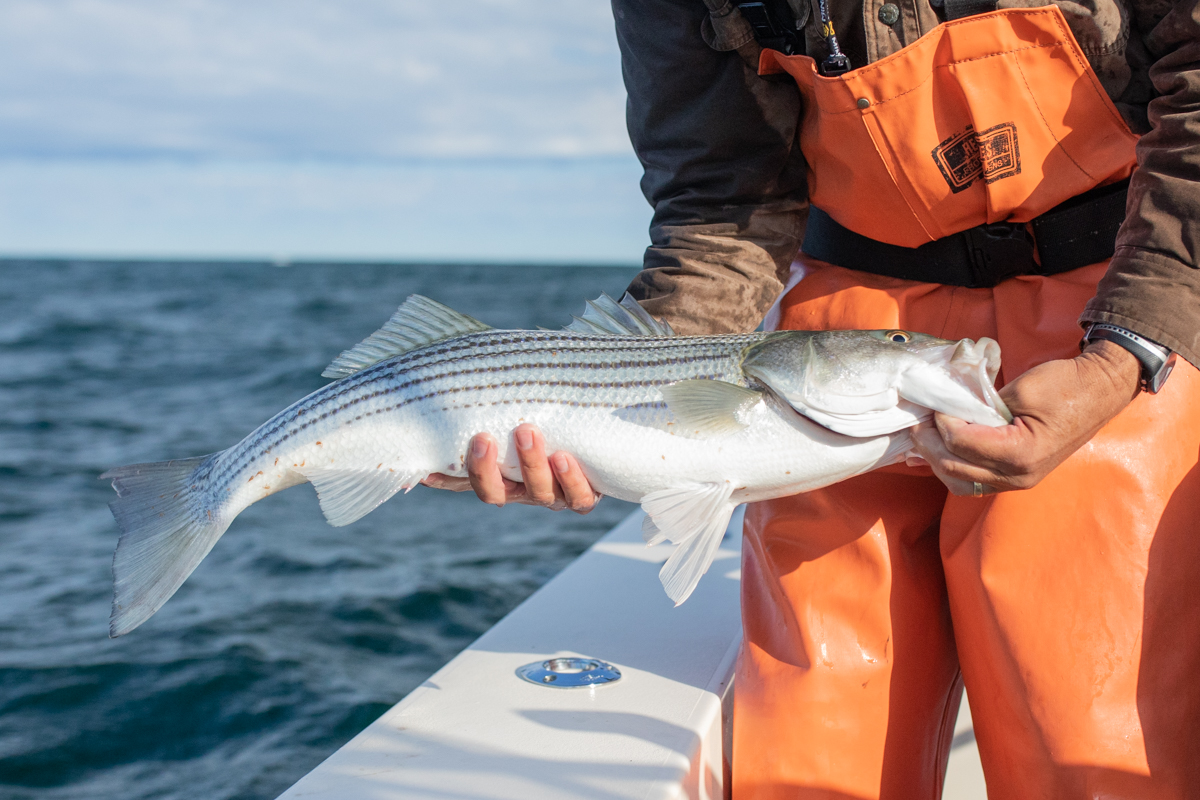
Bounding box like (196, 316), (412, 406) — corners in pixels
(301, 466), (421, 527)
(642, 513), (668, 546)
(660, 379), (762, 437)
(322, 295), (492, 379)
(640, 482), (736, 605)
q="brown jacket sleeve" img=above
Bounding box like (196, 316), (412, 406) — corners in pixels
(1081, 0), (1200, 367)
(614, 0), (809, 334)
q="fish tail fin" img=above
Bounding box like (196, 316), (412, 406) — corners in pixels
(101, 454), (228, 637)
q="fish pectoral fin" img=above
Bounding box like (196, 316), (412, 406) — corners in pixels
(641, 482), (737, 606)
(322, 295), (492, 380)
(300, 466), (421, 526)
(660, 380), (763, 437)
(564, 292), (675, 337)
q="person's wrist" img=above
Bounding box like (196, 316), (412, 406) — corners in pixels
(1080, 339), (1142, 400)
(1082, 323), (1175, 394)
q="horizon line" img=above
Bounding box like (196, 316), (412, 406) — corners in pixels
(0, 254), (643, 269)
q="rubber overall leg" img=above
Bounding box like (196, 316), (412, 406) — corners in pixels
(732, 261), (1200, 799)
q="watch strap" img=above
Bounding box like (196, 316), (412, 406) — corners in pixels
(1082, 323), (1175, 394)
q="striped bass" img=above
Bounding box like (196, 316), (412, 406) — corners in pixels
(103, 293), (1010, 636)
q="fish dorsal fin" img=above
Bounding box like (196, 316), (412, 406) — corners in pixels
(640, 482), (737, 605)
(660, 379), (763, 437)
(322, 295), (492, 379)
(564, 292), (675, 337)
(300, 466), (423, 527)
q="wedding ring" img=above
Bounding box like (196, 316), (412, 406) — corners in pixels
(973, 481), (985, 498)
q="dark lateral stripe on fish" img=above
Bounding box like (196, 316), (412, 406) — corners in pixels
(351, 332), (699, 368)
(286, 374), (722, 435)
(343, 343), (748, 389)
(201, 331), (762, 487)
(216, 356), (737, 485)
(336, 335), (748, 392)
(210, 370), (725, 485)
(266, 351), (735, 437)
(332, 356), (727, 401)
(339, 331), (762, 378)
(243, 345), (745, 448)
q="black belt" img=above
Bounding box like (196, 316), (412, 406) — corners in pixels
(800, 179), (1129, 288)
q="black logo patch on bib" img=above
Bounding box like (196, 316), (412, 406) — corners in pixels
(932, 123), (1021, 193)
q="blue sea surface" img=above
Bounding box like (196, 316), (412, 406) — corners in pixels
(0, 261), (640, 799)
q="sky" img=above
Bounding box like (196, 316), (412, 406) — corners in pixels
(0, 0), (649, 263)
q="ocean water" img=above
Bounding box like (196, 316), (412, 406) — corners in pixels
(0, 261), (641, 800)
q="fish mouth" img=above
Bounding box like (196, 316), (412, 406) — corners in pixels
(944, 337), (1012, 423)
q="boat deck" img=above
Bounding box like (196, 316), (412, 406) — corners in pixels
(279, 510), (987, 799)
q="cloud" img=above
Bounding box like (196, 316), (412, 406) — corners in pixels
(0, 0), (632, 159)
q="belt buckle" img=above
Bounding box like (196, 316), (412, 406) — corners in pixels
(962, 223), (1036, 288)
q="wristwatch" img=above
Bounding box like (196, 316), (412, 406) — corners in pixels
(1082, 323), (1176, 394)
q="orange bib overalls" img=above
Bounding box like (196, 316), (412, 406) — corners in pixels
(733, 8), (1200, 798)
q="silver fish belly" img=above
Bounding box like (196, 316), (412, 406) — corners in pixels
(103, 293), (1006, 636)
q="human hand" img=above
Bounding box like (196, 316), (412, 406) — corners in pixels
(420, 423), (601, 513)
(909, 339), (1141, 495)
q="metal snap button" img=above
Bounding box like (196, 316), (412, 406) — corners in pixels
(856, 97), (871, 109)
(878, 3), (901, 25)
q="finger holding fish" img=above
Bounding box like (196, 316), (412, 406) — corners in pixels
(424, 428), (598, 513)
(482, 425), (598, 513)
(909, 418), (1004, 495)
(466, 433), (517, 507)
(547, 448), (602, 514)
(511, 425), (561, 508)
(420, 435), (513, 502)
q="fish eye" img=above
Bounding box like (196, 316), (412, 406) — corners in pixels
(885, 330), (911, 343)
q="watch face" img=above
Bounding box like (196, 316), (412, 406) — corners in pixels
(1149, 353), (1177, 394)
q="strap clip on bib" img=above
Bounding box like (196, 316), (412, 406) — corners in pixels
(736, 0), (848, 72)
(815, 0), (850, 74)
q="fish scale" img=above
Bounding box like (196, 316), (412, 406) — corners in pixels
(102, 293), (1010, 636)
(215, 330), (758, 490)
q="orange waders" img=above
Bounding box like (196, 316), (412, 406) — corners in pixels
(733, 8), (1200, 799)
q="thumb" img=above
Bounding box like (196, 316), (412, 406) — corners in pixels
(935, 411), (1020, 466)
(933, 412), (969, 443)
